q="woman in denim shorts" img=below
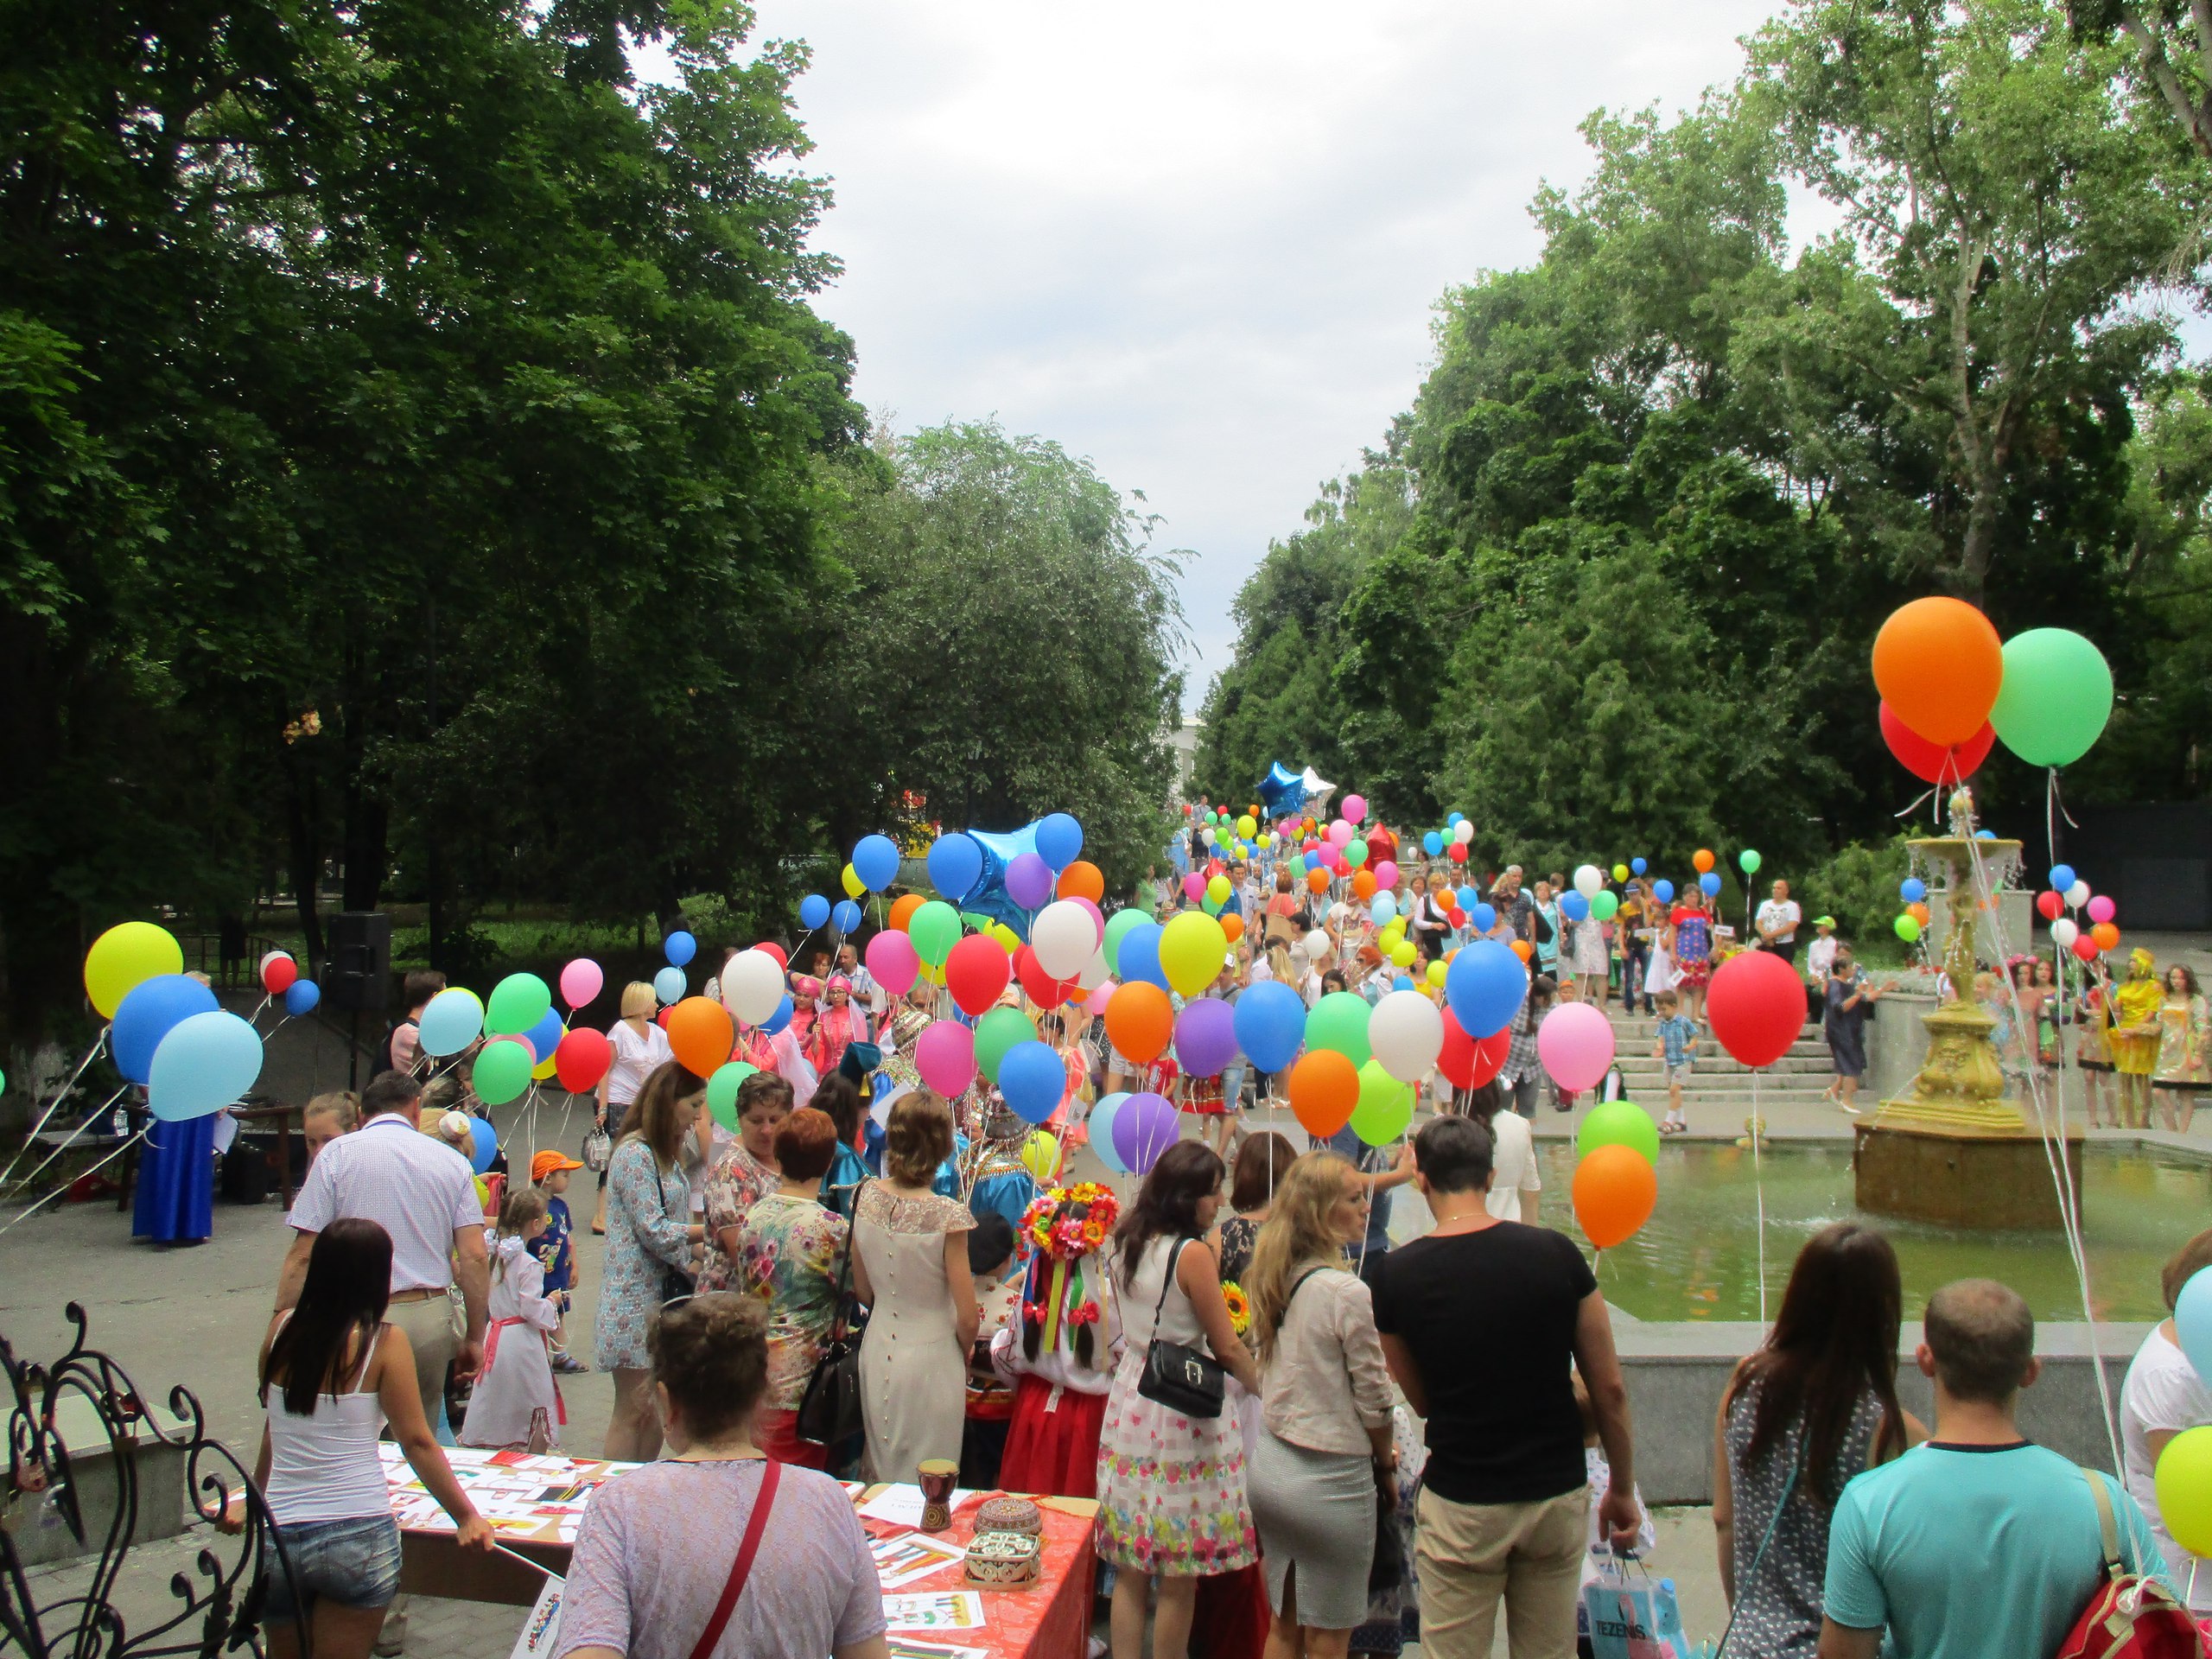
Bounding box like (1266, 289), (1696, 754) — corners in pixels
(252, 1218), (493, 1659)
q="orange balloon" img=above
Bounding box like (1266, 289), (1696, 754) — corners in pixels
(1872, 597), (2005, 747)
(1221, 913), (1245, 944)
(1288, 1050), (1359, 1138)
(1306, 868), (1331, 894)
(1510, 938), (1533, 963)
(1057, 860), (1104, 904)
(1692, 849), (1715, 874)
(1908, 901), (1931, 926)
(889, 893), (925, 932)
(1351, 869), (1378, 899)
(1573, 1144), (1658, 1249)
(2092, 921), (2120, 951)
(1104, 981), (1173, 1064)
(665, 995), (734, 1077)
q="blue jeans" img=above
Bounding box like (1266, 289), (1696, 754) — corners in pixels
(265, 1515), (402, 1623)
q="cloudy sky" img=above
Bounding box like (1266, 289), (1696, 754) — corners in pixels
(720, 2), (1785, 708)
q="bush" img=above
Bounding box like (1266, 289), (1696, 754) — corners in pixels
(1799, 835), (1912, 957)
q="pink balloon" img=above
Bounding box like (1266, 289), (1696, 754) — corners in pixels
(2087, 894), (2116, 925)
(915, 1019), (976, 1096)
(866, 929), (921, 996)
(1342, 793), (1368, 824)
(1086, 978), (1118, 1018)
(1373, 860), (1399, 892)
(559, 957), (603, 1010)
(1182, 871), (1206, 900)
(1327, 819), (1354, 847)
(1536, 1001), (1616, 1093)
(1072, 897), (1106, 945)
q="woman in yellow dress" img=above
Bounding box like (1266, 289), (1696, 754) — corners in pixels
(2152, 964), (2210, 1135)
(2112, 948), (2166, 1131)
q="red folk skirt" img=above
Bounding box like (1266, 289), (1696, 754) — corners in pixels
(996, 1374), (1108, 1498)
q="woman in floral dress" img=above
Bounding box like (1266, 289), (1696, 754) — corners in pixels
(2153, 964), (2211, 1135)
(731, 1106), (849, 1469)
(700, 1071), (791, 1290)
(1098, 1140), (1259, 1659)
(594, 1062), (706, 1460)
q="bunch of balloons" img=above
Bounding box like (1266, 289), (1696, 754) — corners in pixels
(2035, 864), (2120, 959)
(1573, 1101), (1660, 1249)
(1893, 876), (1933, 945)
(86, 922), (264, 1122)
(2156, 1270), (2212, 1556)
(1873, 600), (2113, 784)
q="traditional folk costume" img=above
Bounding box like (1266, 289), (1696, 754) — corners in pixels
(995, 1183), (1119, 1499)
(460, 1235), (563, 1451)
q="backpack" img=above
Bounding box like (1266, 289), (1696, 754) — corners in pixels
(2056, 1470), (2201, 1659)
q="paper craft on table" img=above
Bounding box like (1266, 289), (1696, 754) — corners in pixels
(859, 1485), (982, 1529)
(884, 1639), (989, 1659)
(879, 1591), (986, 1632)
(870, 1531), (967, 1590)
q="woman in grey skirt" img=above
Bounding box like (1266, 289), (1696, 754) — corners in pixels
(1245, 1152), (1397, 1658)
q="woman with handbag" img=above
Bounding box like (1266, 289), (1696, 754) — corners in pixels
(850, 1090), (978, 1483)
(1244, 1153), (1396, 1659)
(727, 1107), (849, 1470)
(595, 1062), (708, 1461)
(1099, 1140), (1261, 1659)
(592, 982), (673, 1235)
(558, 1294), (890, 1659)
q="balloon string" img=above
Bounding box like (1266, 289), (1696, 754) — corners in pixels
(1752, 1070), (1767, 1327)
(0, 1033), (110, 1192)
(3, 1083), (132, 1198)
(0, 1127), (147, 1243)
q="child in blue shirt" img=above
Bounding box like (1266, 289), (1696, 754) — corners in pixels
(1651, 992), (1699, 1135)
(527, 1151), (587, 1373)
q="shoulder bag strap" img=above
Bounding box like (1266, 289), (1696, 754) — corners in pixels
(1150, 1236), (1191, 1325)
(688, 1459), (782, 1659)
(2083, 1466), (2124, 1578)
(830, 1179), (866, 1330)
(1714, 1453), (1798, 1658)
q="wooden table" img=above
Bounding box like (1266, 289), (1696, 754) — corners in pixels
(229, 1101), (303, 1209)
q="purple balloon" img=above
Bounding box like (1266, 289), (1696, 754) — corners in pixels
(1173, 997), (1239, 1078)
(1113, 1091), (1179, 1175)
(1006, 851), (1055, 910)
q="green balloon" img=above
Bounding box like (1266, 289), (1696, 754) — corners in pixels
(1307, 991), (1373, 1070)
(485, 972), (552, 1036)
(1738, 849), (1762, 875)
(474, 1039), (533, 1106)
(1591, 891), (1619, 922)
(1576, 1099), (1659, 1165)
(1990, 627), (2114, 767)
(1350, 1059), (1412, 1147)
(707, 1061), (757, 1131)
(1345, 838), (1369, 868)
(910, 900), (962, 967)
(1105, 906), (1148, 973)
(976, 1006), (1039, 1084)
(1895, 913), (1923, 943)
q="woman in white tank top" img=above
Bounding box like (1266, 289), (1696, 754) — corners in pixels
(248, 1218), (493, 1659)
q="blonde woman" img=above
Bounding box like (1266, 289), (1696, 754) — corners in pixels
(593, 982), (672, 1234)
(1245, 1154), (1396, 1659)
(302, 1091), (360, 1167)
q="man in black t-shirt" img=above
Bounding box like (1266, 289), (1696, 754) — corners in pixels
(1372, 1116), (1640, 1658)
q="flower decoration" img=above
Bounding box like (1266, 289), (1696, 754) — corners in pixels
(1220, 1281), (1251, 1338)
(1020, 1181), (1118, 1263)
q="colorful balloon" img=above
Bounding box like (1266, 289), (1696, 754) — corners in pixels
(419, 988), (485, 1057)
(852, 834), (901, 892)
(664, 931), (697, 968)
(1288, 1050), (1359, 1138)
(1234, 982), (1306, 1073)
(1350, 1060), (1413, 1146)
(1872, 597), (2005, 747)
(799, 893), (830, 930)
(1035, 812), (1085, 871)
(1573, 1144), (1658, 1249)
(260, 951), (299, 995)
(486, 973), (553, 1036)
(1112, 1092), (1179, 1175)
(1160, 912), (1230, 998)
(556, 1027), (613, 1093)
(1104, 981), (1174, 1063)
(915, 1019), (976, 1095)
(114, 975), (219, 1086)
(1990, 628), (2113, 768)
(666, 996), (734, 1076)
(1578, 1099), (1660, 1165)
(1306, 990), (1374, 1070)
(148, 1010), (264, 1122)
(1707, 950), (1804, 1067)
(1090, 1092), (1131, 1173)
(1445, 940), (1528, 1039)
(474, 1039), (533, 1106)
(1057, 861), (1105, 904)
(720, 948), (785, 1025)
(908, 900), (962, 967)
(1000, 1039), (1067, 1123)
(1369, 989), (1444, 1084)
(652, 965), (686, 1005)
(85, 921), (183, 1020)
(559, 957), (604, 1010)
(2156, 1427), (2212, 1556)
(976, 1005), (1039, 1084)
(1537, 1001), (1615, 1092)
(284, 980), (321, 1017)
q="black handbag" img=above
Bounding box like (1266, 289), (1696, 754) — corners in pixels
(1136, 1237), (1225, 1420)
(657, 1160), (696, 1306)
(797, 1182), (868, 1446)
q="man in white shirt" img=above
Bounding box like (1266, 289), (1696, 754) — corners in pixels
(1757, 879), (1804, 964)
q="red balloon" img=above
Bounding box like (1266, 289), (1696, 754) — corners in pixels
(1471, 1028), (1510, 1089)
(1707, 949), (1805, 1068)
(261, 953), (299, 995)
(945, 933), (1012, 1018)
(1447, 842), (1469, 864)
(1438, 1010), (1478, 1089)
(1878, 702), (1996, 785)
(2072, 935), (2101, 961)
(753, 940), (788, 969)
(1015, 944), (1076, 1010)
(2036, 889), (2064, 920)
(1448, 906), (1467, 928)
(655, 1007), (672, 1029)
(555, 1027), (613, 1093)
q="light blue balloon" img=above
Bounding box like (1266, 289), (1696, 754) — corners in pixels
(419, 988), (485, 1058)
(1394, 976), (1415, 993)
(853, 835), (900, 893)
(1371, 893), (1398, 926)
(1035, 812), (1084, 872)
(1090, 1093), (1131, 1174)
(1631, 857), (1648, 875)
(1118, 920), (1168, 990)
(664, 930), (696, 968)
(799, 893), (830, 930)
(927, 833), (983, 901)
(1457, 886), (1480, 912)
(1423, 832), (1444, 856)
(763, 994), (793, 1037)
(113, 974), (219, 1086)
(1560, 891), (1590, 921)
(2050, 864), (2077, 893)
(1234, 981), (1306, 1073)
(1699, 872), (1721, 897)
(149, 1010), (264, 1122)
(832, 899), (862, 934)
(1653, 879), (1675, 903)
(1901, 877), (1927, 904)
(524, 1008), (564, 1063)
(652, 965), (686, 1005)
(467, 1116), (498, 1175)
(1445, 940), (1528, 1040)
(2177, 1268), (2212, 1384)
(1472, 903), (1497, 932)
(283, 979), (321, 1018)
(1447, 812), (1465, 828)
(999, 1039), (1065, 1124)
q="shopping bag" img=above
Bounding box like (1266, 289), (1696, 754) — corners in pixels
(1582, 1561), (1694, 1659)
(508, 1574), (564, 1659)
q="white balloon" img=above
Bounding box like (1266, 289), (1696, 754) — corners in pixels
(1372, 893), (1399, 926)
(1077, 947), (1111, 990)
(1573, 864), (1604, 899)
(2051, 918), (2080, 949)
(1303, 930), (1332, 960)
(1032, 899), (1096, 979)
(1370, 989), (1446, 1084)
(1200, 825), (1217, 845)
(720, 948), (785, 1026)
(2067, 880), (2091, 907)
(1454, 820), (1475, 844)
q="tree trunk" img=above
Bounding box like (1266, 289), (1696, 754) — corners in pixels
(283, 747), (327, 968)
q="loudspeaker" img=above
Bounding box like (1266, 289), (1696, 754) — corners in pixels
(324, 911), (393, 1011)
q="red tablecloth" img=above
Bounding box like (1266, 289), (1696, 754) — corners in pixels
(856, 1486), (1099, 1659)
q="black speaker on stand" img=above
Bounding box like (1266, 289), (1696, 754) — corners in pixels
(324, 912), (393, 1089)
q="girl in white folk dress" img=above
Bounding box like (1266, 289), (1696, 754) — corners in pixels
(461, 1187), (564, 1452)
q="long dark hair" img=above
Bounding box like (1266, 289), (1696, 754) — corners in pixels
(1114, 1140), (1224, 1289)
(262, 1218), (392, 1416)
(1728, 1223), (1906, 1503)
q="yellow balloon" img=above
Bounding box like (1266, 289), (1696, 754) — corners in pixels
(1020, 1130), (1062, 1183)
(2158, 1427), (2212, 1554)
(1236, 814), (1257, 839)
(1389, 939), (1416, 969)
(1160, 911), (1230, 997)
(1379, 918), (1406, 947)
(533, 1048), (560, 1083)
(1426, 959), (1448, 988)
(989, 923), (1020, 953)
(85, 921), (184, 1019)
(1613, 863), (1630, 883)
(1206, 874), (1232, 905)
(842, 862), (864, 899)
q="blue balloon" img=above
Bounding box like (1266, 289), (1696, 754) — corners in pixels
(652, 965), (686, 1005)
(853, 834), (901, 893)
(283, 979), (321, 1018)
(1457, 887), (1480, 912)
(1472, 903), (1497, 933)
(927, 833), (983, 901)
(467, 1116), (498, 1175)
(524, 1008), (564, 1064)
(1631, 857), (1648, 875)
(832, 899), (862, 934)
(1447, 812), (1465, 828)
(1560, 891), (1591, 921)
(1653, 879), (1675, 903)
(763, 994), (793, 1037)
(999, 1039), (1066, 1123)
(1117, 920), (1168, 990)
(1422, 831), (1444, 856)
(664, 930), (696, 967)
(799, 893), (830, 930)
(113, 974), (219, 1086)
(1445, 940), (1529, 1039)
(1974, 829), (1995, 840)
(1035, 812), (1084, 872)
(2177, 1269), (2212, 1382)
(1394, 976), (1415, 993)
(1699, 872), (1721, 897)
(1371, 893), (1398, 926)
(1090, 1093), (1131, 1174)
(1900, 877), (1927, 904)
(149, 1010), (264, 1122)
(1233, 981), (1307, 1073)
(2050, 864), (2077, 893)
(419, 988), (485, 1058)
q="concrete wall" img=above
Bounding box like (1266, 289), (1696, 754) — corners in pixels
(1615, 1320), (2148, 1505)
